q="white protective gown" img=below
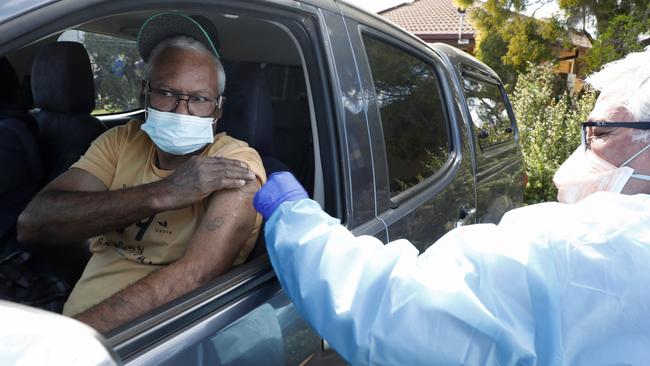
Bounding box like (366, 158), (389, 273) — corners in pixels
(263, 192), (650, 365)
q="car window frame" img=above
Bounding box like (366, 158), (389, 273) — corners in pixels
(358, 27), (459, 208)
(107, 10), (339, 362)
(1, 1), (342, 363)
(461, 67), (518, 151)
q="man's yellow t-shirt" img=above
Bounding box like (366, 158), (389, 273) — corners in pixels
(63, 119), (266, 316)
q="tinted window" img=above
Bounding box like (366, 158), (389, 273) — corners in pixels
(363, 35), (450, 197)
(462, 77), (514, 148)
(58, 30), (144, 115)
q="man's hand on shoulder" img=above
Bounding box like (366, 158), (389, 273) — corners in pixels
(155, 156), (256, 211)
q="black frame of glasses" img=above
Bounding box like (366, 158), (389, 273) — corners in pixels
(143, 80), (223, 117)
(581, 121), (650, 148)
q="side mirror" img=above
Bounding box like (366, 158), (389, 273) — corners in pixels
(0, 300), (119, 365)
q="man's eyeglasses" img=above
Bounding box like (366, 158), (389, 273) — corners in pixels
(144, 80), (223, 118)
(581, 121), (650, 150)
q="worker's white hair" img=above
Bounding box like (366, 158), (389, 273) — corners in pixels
(144, 35), (226, 95)
(586, 46), (650, 122)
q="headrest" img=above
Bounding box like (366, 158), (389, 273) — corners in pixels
(0, 56), (21, 109)
(31, 42), (95, 114)
(219, 61), (274, 156)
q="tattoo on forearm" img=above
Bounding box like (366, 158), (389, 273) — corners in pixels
(206, 217), (224, 231)
(108, 294), (132, 312)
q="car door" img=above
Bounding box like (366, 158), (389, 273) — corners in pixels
(0, 0), (355, 364)
(460, 66), (525, 224)
(106, 2), (349, 365)
(337, 9), (477, 252)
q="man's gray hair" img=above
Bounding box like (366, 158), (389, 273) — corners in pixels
(586, 46), (650, 122)
(144, 35), (226, 95)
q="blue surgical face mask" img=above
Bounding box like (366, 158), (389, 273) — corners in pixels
(141, 108), (216, 155)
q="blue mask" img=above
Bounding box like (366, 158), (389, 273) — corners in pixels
(141, 108), (215, 155)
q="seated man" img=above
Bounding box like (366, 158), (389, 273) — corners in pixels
(17, 12), (266, 333)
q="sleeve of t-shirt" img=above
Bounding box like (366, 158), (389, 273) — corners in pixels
(218, 141), (267, 185)
(70, 125), (126, 187)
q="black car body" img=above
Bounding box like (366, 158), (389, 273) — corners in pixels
(0, 0), (525, 364)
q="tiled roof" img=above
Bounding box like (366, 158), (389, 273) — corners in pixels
(568, 31), (592, 49)
(380, 0), (476, 35)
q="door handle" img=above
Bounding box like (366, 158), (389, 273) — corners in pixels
(456, 207), (477, 228)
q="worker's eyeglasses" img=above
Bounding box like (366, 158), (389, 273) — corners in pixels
(581, 121), (650, 150)
(143, 80), (223, 118)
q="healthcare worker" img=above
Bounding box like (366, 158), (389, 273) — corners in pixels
(254, 48), (650, 366)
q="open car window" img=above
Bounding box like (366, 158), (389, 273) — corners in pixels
(58, 30), (144, 115)
(1, 5), (331, 365)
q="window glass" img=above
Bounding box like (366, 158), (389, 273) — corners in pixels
(363, 34), (450, 197)
(58, 30), (144, 115)
(462, 77), (514, 148)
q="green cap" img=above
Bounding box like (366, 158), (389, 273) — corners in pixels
(137, 11), (222, 61)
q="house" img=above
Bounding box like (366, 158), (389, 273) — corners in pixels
(556, 31), (592, 93)
(379, 0), (592, 92)
(379, 0), (476, 52)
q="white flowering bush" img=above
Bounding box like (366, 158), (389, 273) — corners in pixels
(512, 63), (597, 203)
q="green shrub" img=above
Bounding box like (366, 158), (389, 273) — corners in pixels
(511, 63), (597, 203)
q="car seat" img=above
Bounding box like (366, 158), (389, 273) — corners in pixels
(0, 56), (43, 245)
(218, 61), (278, 164)
(31, 41), (107, 183)
(0, 56), (73, 313)
(218, 61), (290, 260)
(27, 43), (103, 309)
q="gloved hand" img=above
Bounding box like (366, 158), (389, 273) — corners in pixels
(254, 171), (308, 220)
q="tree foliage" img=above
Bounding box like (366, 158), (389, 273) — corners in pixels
(456, 0), (562, 88)
(458, 0), (650, 85)
(558, 0), (649, 35)
(585, 14), (648, 73)
(82, 32), (144, 114)
(511, 63), (596, 203)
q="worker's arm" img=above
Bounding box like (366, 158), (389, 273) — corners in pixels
(75, 178), (260, 333)
(265, 200), (544, 365)
(258, 174), (650, 365)
(255, 173), (539, 365)
(17, 156), (255, 243)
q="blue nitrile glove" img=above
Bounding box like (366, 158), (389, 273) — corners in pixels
(254, 171), (308, 220)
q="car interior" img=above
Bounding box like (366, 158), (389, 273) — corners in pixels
(1, 9), (323, 318)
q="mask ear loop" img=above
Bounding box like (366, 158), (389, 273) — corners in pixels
(143, 80), (151, 121)
(144, 98), (150, 121)
(621, 143), (650, 180)
(620, 143), (650, 167)
(211, 96), (224, 125)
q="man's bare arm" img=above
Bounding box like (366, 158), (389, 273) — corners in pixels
(74, 179), (260, 333)
(17, 156), (255, 243)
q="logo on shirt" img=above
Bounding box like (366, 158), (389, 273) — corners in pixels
(155, 220), (172, 235)
(95, 236), (152, 264)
